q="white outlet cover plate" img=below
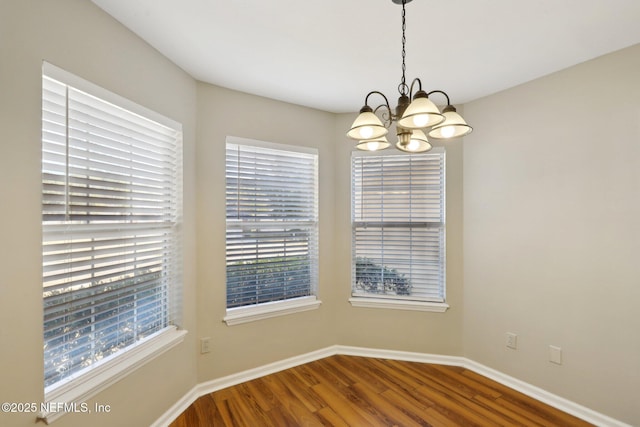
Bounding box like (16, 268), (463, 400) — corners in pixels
(549, 345), (562, 364)
(506, 333), (518, 350)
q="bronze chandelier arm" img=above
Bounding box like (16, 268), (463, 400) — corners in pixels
(409, 78), (422, 98)
(365, 91), (394, 127)
(427, 90), (452, 106)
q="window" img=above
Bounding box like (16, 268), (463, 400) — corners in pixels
(224, 137), (320, 325)
(350, 150), (448, 312)
(41, 63), (184, 413)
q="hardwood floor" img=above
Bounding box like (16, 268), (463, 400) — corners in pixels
(169, 355), (593, 426)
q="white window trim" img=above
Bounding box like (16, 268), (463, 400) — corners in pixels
(43, 62), (180, 129)
(349, 296), (449, 312)
(40, 327), (187, 424)
(224, 296), (322, 326)
(226, 135), (318, 156)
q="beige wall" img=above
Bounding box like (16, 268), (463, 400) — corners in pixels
(463, 44), (640, 425)
(0, 1), (198, 426)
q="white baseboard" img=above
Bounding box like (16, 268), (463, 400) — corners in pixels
(150, 385), (199, 427)
(335, 345), (464, 366)
(151, 345), (631, 427)
(195, 346), (337, 396)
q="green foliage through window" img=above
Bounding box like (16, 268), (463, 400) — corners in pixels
(354, 257), (411, 296)
(227, 256), (312, 308)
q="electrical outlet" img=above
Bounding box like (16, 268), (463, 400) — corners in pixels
(549, 345), (562, 364)
(200, 337), (211, 354)
(506, 332), (518, 350)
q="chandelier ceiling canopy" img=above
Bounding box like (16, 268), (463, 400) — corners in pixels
(347, 0), (473, 153)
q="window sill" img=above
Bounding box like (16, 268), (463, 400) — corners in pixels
(349, 296), (449, 312)
(224, 296), (322, 326)
(39, 326), (187, 424)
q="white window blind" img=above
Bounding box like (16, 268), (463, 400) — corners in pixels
(42, 67), (182, 390)
(225, 139), (318, 308)
(352, 151), (445, 302)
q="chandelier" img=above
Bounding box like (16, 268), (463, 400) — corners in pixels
(347, 0), (472, 153)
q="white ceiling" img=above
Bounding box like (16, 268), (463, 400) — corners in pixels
(91, 0), (640, 113)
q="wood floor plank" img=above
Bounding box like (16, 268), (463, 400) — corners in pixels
(235, 382), (272, 418)
(225, 387), (267, 426)
(380, 388), (433, 426)
(370, 358), (433, 391)
(193, 394), (221, 427)
(312, 383), (378, 426)
(169, 355), (595, 427)
(429, 364), (503, 399)
(350, 381), (424, 427)
(315, 373), (393, 425)
(263, 404), (299, 427)
(312, 358), (356, 388)
(406, 362), (480, 401)
(277, 369), (327, 413)
(319, 356), (362, 387)
(424, 407), (465, 427)
(213, 397), (240, 427)
(305, 360), (386, 424)
(315, 406), (351, 427)
(331, 355), (391, 394)
(392, 365), (516, 427)
(243, 378), (277, 412)
(472, 394), (543, 427)
(289, 364), (322, 388)
(261, 372), (324, 427)
(461, 369), (548, 405)
(495, 396), (560, 426)
(414, 383), (499, 426)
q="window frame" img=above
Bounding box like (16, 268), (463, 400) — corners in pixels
(40, 62), (186, 424)
(349, 148), (449, 313)
(223, 136), (321, 325)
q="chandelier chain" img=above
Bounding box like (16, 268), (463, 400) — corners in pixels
(399, 0), (409, 96)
